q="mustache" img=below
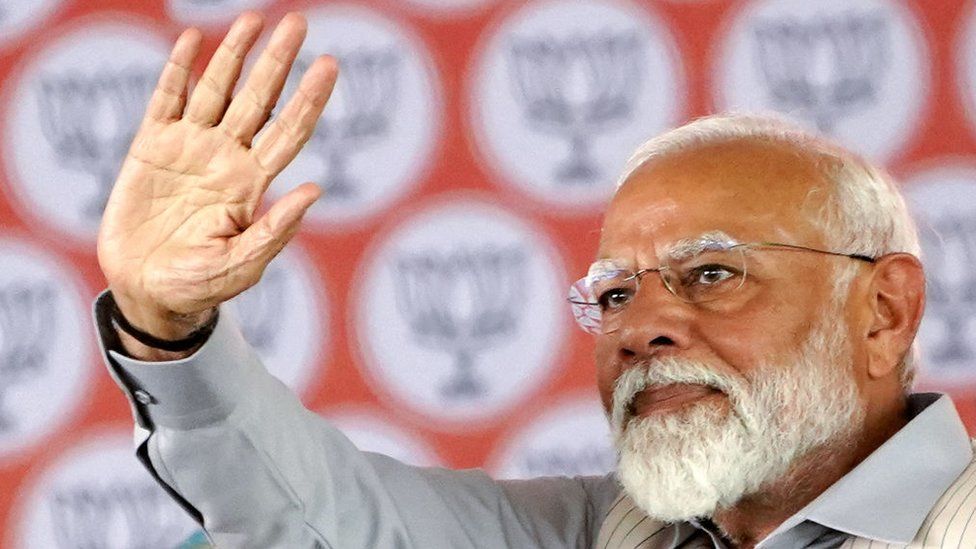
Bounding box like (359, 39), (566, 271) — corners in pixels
(610, 358), (743, 431)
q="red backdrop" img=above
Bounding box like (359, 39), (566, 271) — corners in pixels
(2, 0), (976, 546)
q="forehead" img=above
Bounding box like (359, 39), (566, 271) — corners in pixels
(598, 140), (832, 258)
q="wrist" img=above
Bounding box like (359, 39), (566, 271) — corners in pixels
(107, 290), (218, 361)
(110, 289), (214, 340)
(114, 329), (204, 362)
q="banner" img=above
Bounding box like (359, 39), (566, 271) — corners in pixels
(1, 0), (974, 546)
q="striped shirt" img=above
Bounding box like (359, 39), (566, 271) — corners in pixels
(596, 394), (975, 548)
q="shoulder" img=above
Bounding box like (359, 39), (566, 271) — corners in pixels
(907, 439), (976, 547)
(582, 472), (624, 517)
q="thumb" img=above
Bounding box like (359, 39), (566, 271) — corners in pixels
(224, 182), (321, 298)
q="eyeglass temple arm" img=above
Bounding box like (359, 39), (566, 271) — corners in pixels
(752, 242), (877, 263)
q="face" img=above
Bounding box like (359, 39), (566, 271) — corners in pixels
(594, 140), (855, 415)
(593, 140), (870, 519)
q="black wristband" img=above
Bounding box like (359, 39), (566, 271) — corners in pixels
(107, 292), (219, 353)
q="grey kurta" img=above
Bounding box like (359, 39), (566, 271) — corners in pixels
(94, 293), (619, 548)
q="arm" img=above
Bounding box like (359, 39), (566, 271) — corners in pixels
(94, 13), (618, 547)
(95, 292), (618, 548)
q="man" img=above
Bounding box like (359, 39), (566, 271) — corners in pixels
(94, 11), (976, 549)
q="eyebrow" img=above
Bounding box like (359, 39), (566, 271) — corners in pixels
(664, 231), (742, 260)
(587, 258), (627, 280)
(588, 230), (742, 277)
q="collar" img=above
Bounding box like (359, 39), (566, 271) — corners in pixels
(767, 393), (973, 545)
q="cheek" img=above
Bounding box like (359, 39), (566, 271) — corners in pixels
(707, 296), (819, 374)
(707, 327), (791, 377)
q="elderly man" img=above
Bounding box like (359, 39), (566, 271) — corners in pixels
(94, 12), (975, 549)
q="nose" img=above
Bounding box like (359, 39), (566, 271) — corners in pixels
(594, 272), (696, 414)
(606, 273), (694, 364)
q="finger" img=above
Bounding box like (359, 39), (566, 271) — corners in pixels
(223, 182), (320, 298)
(144, 28), (202, 124)
(221, 12), (307, 144)
(252, 55), (338, 178)
(185, 12), (264, 126)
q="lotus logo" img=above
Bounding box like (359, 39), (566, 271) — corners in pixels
(921, 214), (976, 365)
(395, 247), (526, 399)
(0, 283), (55, 432)
(13, 435), (199, 547)
(295, 48), (400, 199)
(509, 31), (643, 184)
(48, 482), (191, 548)
(37, 68), (155, 220)
(715, 0), (923, 163)
(470, 0), (681, 209)
(356, 200), (565, 425)
(264, 6), (437, 227)
(0, 242), (91, 458)
(753, 11), (889, 132)
(902, 169), (976, 385)
(2, 22), (170, 243)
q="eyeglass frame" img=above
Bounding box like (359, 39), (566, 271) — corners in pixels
(567, 240), (877, 335)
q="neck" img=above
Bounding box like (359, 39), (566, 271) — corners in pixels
(710, 398), (908, 548)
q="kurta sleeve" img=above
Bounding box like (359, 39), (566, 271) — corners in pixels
(92, 291), (619, 549)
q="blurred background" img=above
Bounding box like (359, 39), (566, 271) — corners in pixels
(1, 0), (975, 546)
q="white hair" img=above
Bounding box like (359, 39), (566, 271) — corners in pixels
(615, 113), (922, 391)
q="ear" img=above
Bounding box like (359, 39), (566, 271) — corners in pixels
(864, 253), (926, 379)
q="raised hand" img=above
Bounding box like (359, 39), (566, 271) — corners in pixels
(97, 12), (337, 352)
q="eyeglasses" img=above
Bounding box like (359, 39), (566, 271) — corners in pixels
(567, 241), (875, 335)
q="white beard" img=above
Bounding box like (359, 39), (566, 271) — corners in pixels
(612, 315), (866, 523)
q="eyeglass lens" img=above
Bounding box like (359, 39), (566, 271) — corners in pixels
(568, 247), (747, 334)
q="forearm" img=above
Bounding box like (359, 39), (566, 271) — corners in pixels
(96, 291), (325, 545)
(95, 291), (611, 548)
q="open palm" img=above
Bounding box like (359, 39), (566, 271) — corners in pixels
(97, 12), (337, 339)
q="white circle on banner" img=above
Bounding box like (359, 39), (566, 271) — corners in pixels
(354, 197), (567, 429)
(469, 0), (683, 211)
(166, 0), (275, 26)
(226, 244), (328, 397)
(1, 18), (170, 245)
(12, 432), (199, 549)
(489, 393), (615, 479)
(402, 0), (496, 17)
(0, 0), (63, 48)
(714, 0), (928, 163)
(959, 4), (976, 135)
(325, 407), (443, 467)
(267, 5), (440, 229)
(903, 164), (976, 386)
(0, 239), (91, 460)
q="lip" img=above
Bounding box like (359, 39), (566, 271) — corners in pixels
(628, 383), (723, 419)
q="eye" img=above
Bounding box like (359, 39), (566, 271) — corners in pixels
(684, 264), (739, 287)
(597, 287), (634, 311)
